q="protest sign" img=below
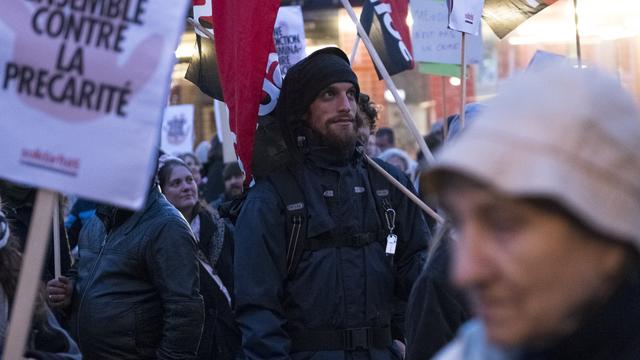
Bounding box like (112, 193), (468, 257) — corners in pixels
(447, 0), (484, 35)
(0, 0), (189, 209)
(161, 104), (195, 156)
(274, 6), (307, 76)
(410, 0), (483, 65)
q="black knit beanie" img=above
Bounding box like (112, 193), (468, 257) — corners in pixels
(276, 47), (360, 157)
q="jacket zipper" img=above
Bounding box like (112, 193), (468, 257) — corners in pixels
(75, 232), (110, 349)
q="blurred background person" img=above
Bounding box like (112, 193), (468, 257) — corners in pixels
(0, 181), (72, 284)
(375, 127), (395, 153)
(378, 148), (417, 183)
(1, 198), (81, 359)
(210, 162), (244, 212)
(204, 137), (226, 203)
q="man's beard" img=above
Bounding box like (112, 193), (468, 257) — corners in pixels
(225, 186), (243, 200)
(311, 122), (358, 154)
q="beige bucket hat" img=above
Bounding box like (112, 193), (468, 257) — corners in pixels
(426, 64), (640, 246)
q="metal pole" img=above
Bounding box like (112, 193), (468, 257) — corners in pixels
(573, 0), (583, 68)
(52, 194), (61, 279)
(459, 32), (467, 129)
(442, 76), (448, 141)
(350, 37), (361, 65)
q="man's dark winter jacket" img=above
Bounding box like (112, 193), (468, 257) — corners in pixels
(234, 147), (430, 360)
(70, 187), (204, 360)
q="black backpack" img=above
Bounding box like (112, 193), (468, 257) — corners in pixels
(266, 158), (399, 277)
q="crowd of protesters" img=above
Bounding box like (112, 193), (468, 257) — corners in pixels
(1, 47), (639, 360)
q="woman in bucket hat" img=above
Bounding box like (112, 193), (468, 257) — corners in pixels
(426, 64), (640, 360)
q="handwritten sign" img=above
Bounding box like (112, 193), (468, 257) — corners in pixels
(0, 0), (189, 209)
(410, 0), (483, 65)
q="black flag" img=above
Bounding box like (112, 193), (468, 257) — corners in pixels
(185, 34), (224, 101)
(359, 0), (414, 79)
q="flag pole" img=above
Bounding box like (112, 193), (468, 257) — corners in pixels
(363, 154), (444, 224)
(442, 76), (448, 141)
(350, 37), (361, 65)
(340, 0), (435, 164)
(3, 190), (56, 360)
(188, 18), (214, 41)
(573, 0), (582, 68)
(459, 32), (467, 129)
(52, 193), (61, 279)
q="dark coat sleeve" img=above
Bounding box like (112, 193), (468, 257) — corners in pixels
(234, 181), (291, 360)
(146, 219), (205, 360)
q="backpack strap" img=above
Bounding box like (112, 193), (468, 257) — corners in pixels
(267, 168), (308, 276)
(364, 158), (401, 260)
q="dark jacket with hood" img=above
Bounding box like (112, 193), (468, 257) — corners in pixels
(234, 144), (429, 360)
(69, 186), (204, 359)
(234, 47), (429, 360)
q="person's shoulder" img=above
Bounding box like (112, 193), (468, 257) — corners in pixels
(147, 195), (192, 231)
(246, 172), (291, 204)
(79, 215), (105, 240)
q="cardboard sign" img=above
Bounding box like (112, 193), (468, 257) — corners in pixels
(410, 0), (484, 65)
(0, 0), (189, 209)
(161, 104), (194, 156)
(274, 6), (307, 76)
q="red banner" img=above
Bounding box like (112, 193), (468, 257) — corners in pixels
(212, 0), (280, 182)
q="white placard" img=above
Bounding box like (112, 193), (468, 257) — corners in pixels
(410, 0), (484, 65)
(274, 5), (307, 76)
(0, 0), (189, 209)
(447, 0), (484, 35)
(161, 104), (194, 156)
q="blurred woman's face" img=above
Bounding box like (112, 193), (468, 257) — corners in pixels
(183, 156), (202, 184)
(163, 165), (198, 215)
(387, 155), (407, 173)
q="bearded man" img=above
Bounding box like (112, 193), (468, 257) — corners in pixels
(233, 47), (430, 359)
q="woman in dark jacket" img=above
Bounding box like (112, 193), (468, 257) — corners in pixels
(157, 156), (240, 359)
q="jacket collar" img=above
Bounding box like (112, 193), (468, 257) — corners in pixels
(96, 185), (161, 235)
